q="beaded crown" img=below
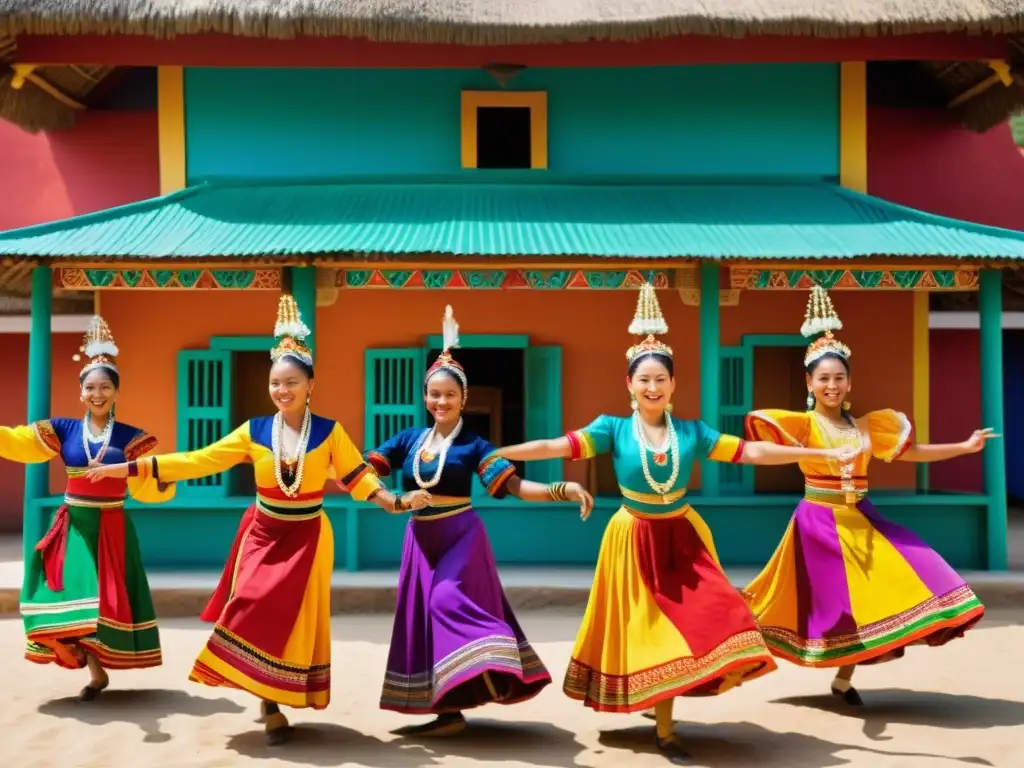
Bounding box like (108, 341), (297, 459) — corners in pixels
(74, 315), (119, 376)
(270, 294), (313, 367)
(425, 305), (468, 398)
(801, 284), (852, 367)
(625, 282), (673, 364)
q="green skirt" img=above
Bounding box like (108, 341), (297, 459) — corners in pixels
(21, 504), (162, 670)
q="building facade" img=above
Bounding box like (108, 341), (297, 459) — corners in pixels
(0, 6), (1022, 571)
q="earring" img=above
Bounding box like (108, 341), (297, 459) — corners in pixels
(630, 396), (639, 412)
(806, 391), (815, 410)
(665, 402), (674, 414)
(842, 400), (852, 412)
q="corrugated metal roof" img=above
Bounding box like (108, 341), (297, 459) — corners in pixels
(1, 179), (1023, 260)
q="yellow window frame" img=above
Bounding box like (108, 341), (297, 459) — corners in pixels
(460, 91), (548, 170)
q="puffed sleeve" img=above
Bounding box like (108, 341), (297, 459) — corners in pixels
(134, 422), (252, 484)
(861, 409), (914, 463)
(695, 420), (746, 463)
(331, 422), (382, 502)
(475, 437), (517, 499)
(0, 420), (61, 464)
(565, 415), (616, 460)
(744, 409), (812, 447)
(364, 428), (413, 478)
(123, 430), (176, 503)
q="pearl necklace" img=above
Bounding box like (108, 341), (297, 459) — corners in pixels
(81, 412), (114, 465)
(272, 408), (311, 498)
(812, 412), (863, 504)
(412, 419), (463, 490)
(633, 413), (680, 496)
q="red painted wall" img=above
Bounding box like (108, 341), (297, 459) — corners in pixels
(0, 111), (159, 530)
(868, 107), (1024, 492)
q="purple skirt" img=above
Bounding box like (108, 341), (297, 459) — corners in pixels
(744, 497), (984, 667)
(380, 510), (552, 714)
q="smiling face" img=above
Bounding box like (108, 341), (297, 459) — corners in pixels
(627, 355), (676, 417)
(268, 358), (313, 416)
(806, 354), (851, 411)
(424, 370), (463, 426)
(80, 368), (118, 420)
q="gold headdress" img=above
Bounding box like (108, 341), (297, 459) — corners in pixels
(626, 282), (673, 364)
(74, 315), (119, 376)
(801, 285), (851, 367)
(270, 294), (313, 367)
(426, 305), (468, 399)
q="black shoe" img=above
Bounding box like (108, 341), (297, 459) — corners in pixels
(655, 734), (693, 765)
(831, 684), (864, 706)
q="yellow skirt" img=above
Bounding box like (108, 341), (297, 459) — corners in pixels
(744, 498), (984, 667)
(189, 505), (334, 709)
(564, 506), (776, 713)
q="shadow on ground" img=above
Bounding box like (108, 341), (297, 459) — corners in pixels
(38, 688), (246, 744)
(773, 688), (1024, 743)
(226, 719), (584, 767)
(598, 720), (994, 768)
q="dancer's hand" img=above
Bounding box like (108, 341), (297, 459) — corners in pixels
(401, 490), (432, 511)
(961, 428), (1000, 454)
(83, 463), (129, 482)
(564, 482), (594, 521)
(823, 446), (859, 464)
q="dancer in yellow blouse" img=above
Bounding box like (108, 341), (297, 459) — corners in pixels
(493, 283), (857, 763)
(86, 295), (426, 745)
(2, 316), (170, 701)
(744, 285), (995, 706)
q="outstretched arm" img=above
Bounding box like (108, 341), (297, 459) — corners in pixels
(0, 422), (60, 465)
(505, 476), (595, 520)
(739, 440), (856, 466)
(85, 423), (252, 483)
(492, 437), (572, 462)
(898, 428), (998, 463)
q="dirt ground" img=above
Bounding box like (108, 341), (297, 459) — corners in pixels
(3, 608), (1022, 768)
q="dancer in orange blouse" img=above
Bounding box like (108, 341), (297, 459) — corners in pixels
(744, 285), (995, 705)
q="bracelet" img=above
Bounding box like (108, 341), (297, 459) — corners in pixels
(393, 494), (407, 513)
(548, 482), (570, 502)
(128, 461), (139, 478)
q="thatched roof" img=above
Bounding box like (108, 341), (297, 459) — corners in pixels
(1, 1), (1024, 44)
(3, 3), (1024, 133)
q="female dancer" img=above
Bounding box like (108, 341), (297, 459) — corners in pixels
(743, 284), (992, 705)
(492, 283), (856, 762)
(368, 305), (594, 737)
(85, 295), (426, 745)
(1, 316), (171, 700)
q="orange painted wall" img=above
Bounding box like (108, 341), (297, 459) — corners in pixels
(98, 281), (915, 492)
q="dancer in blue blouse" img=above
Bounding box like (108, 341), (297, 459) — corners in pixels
(367, 305), (594, 737)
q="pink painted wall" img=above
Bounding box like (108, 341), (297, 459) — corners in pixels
(0, 112), (159, 529)
(868, 107), (1024, 492)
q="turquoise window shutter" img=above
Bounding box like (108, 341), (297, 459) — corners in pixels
(364, 348), (427, 490)
(523, 345), (563, 484)
(176, 349), (232, 496)
(719, 346), (753, 494)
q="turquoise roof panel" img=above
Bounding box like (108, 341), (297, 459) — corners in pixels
(1, 179), (1023, 260)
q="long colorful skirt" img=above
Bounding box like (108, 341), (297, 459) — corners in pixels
(380, 510), (551, 714)
(564, 506), (776, 713)
(21, 504), (161, 670)
(189, 504), (333, 709)
(743, 497), (985, 667)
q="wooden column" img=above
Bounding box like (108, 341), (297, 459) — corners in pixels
(23, 266), (52, 564)
(979, 268), (1007, 570)
(699, 262), (721, 496)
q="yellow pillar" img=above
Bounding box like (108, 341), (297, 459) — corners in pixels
(839, 62), (867, 194)
(157, 66), (186, 194)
